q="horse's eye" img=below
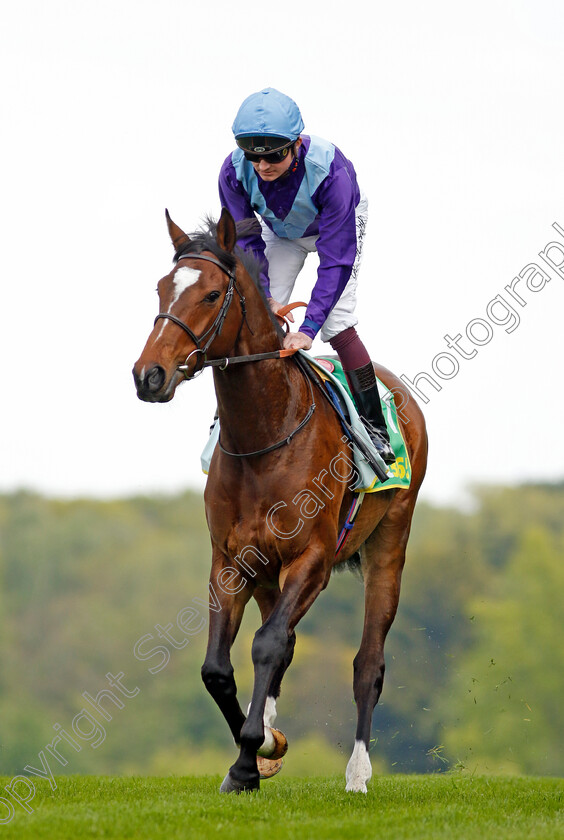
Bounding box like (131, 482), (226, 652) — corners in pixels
(205, 291), (221, 303)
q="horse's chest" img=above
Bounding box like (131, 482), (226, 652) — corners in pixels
(207, 473), (340, 570)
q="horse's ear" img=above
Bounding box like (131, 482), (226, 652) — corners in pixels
(216, 207), (237, 253)
(165, 209), (190, 252)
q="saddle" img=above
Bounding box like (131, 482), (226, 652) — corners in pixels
(300, 353), (411, 494)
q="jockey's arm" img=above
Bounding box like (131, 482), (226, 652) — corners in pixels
(266, 300), (312, 350)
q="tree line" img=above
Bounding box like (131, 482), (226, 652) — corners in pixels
(0, 482), (562, 777)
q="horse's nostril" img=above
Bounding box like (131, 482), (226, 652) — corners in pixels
(145, 365), (166, 392)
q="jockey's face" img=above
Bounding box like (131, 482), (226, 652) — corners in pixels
(251, 139), (302, 181)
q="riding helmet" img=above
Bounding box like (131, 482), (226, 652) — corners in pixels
(232, 88), (304, 152)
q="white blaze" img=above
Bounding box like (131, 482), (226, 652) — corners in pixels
(156, 266), (201, 339)
(172, 266), (201, 302)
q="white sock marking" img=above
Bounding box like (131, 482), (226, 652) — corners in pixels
(345, 740), (372, 793)
(247, 696), (279, 756)
(263, 696), (278, 728)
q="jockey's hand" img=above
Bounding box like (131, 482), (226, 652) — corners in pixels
(268, 298), (294, 322)
(283, 331), (313, 351)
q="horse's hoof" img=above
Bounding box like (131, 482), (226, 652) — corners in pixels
(269, 727), (288, 759)
(257, 727), (288, 760)
(219, 771), (259, 794)
(257, 755), (284, 779)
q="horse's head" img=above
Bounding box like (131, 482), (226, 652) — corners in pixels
(133, 208), (248, 402)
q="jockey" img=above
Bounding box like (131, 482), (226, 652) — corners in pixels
(219, 87), (395, 465)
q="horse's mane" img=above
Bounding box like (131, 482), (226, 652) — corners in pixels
(174, 216), (285, 340)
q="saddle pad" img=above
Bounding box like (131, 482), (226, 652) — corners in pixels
(308, 354), (411, 493)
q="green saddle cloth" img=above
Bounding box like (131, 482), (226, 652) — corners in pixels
(313, 356), (412, 492)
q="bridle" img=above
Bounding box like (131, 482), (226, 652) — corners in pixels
(154, 253), (248, 379)
(154, 252), (299, 379)
(153, 251), (317, 458)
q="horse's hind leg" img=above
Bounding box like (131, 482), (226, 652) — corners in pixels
(346, 510), (411, 793)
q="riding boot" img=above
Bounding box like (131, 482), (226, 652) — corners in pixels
(346, 363), (396, 465)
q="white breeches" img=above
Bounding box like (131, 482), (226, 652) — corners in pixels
(261, 194), (368, 342)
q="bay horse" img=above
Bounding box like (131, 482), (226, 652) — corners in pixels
(133, 208), (427, 793)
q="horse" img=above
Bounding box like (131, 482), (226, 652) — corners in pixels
(133, 208), (428, 793)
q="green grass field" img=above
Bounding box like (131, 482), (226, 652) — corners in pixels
(0, 775), (562, 839)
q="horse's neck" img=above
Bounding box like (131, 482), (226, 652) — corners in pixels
(213, 279), (305, 449)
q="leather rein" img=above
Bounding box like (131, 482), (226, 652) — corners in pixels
(153, 252), (315, 458)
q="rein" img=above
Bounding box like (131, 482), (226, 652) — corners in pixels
(218, 372), (316, 458)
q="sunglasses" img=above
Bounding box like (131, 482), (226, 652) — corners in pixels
(243, 145), (293, 164)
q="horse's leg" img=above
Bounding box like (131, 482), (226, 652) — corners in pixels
(220, 546), (328, 793)
(200, 551), (254, 747)
(345, 508), (412, 793)
(251, 588), (296, 739)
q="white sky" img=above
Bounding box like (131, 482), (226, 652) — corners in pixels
(1, 0), (563, 507)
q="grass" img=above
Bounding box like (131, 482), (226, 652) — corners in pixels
(0, 774), (562, 839)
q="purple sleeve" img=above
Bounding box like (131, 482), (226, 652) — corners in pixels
(299, 166), (359, 339)
(218, 156), (271, 297)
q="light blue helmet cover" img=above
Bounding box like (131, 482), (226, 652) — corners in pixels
(232, 88), (305, 142)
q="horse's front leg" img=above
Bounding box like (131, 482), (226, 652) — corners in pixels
(200, 550), (254, 747)
(220, 544), (329, 793)
(250, 587), (296, 778)
(252, 587), (296, 737)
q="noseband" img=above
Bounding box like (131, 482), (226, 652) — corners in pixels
(154, 253), (248, 379)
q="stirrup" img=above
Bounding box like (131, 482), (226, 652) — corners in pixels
(363, 420), (396, 465)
